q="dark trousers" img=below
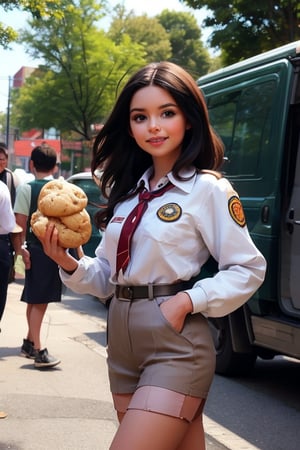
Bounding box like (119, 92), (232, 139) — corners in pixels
(0, 236), (13, 322)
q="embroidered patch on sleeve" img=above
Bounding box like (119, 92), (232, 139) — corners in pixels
(228, 196), (246, 227)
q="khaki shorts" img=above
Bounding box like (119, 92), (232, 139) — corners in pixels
(107, 296), (216, 400)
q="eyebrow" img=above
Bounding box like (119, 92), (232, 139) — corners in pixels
(130, 102), (178, 113)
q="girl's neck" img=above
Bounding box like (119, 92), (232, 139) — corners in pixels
(149, 171), (169, 190)
(150, 158), (174, 190)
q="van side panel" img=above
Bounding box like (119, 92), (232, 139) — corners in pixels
(200, 60), (294, 314)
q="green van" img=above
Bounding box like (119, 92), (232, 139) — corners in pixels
(197, 41), (300, 375)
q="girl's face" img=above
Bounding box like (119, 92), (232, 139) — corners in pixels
(129, 85), (190, 168)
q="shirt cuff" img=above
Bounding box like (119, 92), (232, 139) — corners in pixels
(62, 267), (77, 275)
(184, 285), (208, 315)
(60, 265), (79, 279)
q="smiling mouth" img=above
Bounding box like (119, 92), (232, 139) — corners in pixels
(147, 137), (167, 143)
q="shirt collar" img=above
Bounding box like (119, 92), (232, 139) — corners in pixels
(138, 166), (197, 194)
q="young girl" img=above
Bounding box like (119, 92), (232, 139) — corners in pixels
(40, 62), (266, 450)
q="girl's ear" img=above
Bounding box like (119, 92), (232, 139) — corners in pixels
(186, 122), (192, 130)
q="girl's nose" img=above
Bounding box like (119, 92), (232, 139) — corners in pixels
(149, 120), (161, 132)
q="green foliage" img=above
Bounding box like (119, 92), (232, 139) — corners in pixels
(181, 0), (300, 64)
(12, 0), (146, 139)
(109, 7), (212, 77)
(157, 9), (210, 77)
(16, 0), (67, 18)
(8, 1), (219, 141)
(0, 23), (18, 48)
(109, 9), (172, 63)
(0, 0), (66, 48)
(0, 112), (6, 138)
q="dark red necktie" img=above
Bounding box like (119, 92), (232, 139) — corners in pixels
(116, 182), (173, 274)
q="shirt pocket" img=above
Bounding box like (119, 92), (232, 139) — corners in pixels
(142, 208), (199, 254)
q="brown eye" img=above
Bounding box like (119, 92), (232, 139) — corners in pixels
(162, 110), (176, 118)
(131, 114), (146, 123)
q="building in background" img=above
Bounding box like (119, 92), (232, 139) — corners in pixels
(14, 139), (61, 173)
(4, 66), (86, 178)
(12, 66), (36, 88)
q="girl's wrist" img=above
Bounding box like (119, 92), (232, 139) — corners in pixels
(177, 291), (193, 314)
(60, 256), (78, 275)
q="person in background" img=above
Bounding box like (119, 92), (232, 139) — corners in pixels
(0, 143), (18, 205)
(0, 143), (19, 283)
(0, 179), (20, 420)
(14, 144), (61, 369)
(0, 180), (22, 328)
(39, 62), (266, 449)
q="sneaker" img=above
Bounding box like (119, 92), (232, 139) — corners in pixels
(20, 338), (38, 359)
(34, 348), (61, 368)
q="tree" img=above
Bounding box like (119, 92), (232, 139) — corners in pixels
(156, 9), (211, 77)
(12, 0), (146, 139)
(0, 112), (6, 140)
(0, 0), (66, 48)
(181, 0), (300, 64)
(109, 7), (214, 77)
(109, 7), (172, 63)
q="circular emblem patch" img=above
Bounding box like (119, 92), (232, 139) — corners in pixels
(157, 203), (182, 222)
(228, 196), (246, 227)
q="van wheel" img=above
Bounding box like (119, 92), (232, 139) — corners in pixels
(208, 317), (257, 376)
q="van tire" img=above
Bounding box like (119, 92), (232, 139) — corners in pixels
(208, 317), (257, 376)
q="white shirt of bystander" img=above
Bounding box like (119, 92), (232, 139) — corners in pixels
(0, 180), (18, 234)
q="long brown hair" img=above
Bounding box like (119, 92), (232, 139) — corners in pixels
(91, 61), (224, 229)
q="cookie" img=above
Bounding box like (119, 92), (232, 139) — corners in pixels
(31, 209), (92, 248)
(38, 180), (88, 217)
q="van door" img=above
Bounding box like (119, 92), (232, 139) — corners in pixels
(200, 60), (295, 310)
(281, 97), (300, 317)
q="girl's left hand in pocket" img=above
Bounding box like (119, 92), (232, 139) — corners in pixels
(159, 292), (193, 332)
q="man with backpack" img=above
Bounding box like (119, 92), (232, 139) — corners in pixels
(14, 144), (61, 369)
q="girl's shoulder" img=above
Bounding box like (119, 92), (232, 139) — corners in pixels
(197, 170), (230, 189)
(194, 170), (238, 202)
(199, 169), (223, 180)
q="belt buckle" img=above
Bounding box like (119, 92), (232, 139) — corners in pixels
(116, 285), (133, 301)
(125, 286), (133, 300)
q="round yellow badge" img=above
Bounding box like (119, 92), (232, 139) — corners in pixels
(228, 196), (246, 227)
(157, 203), (182, 222)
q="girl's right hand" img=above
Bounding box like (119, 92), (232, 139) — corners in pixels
(40, 223), (78, 273)
(40, 222), (65, 262)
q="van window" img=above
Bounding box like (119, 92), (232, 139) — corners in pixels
(207, 81), (276, 178)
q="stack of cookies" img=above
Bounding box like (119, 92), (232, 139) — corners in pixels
(31, 180), (92, 248)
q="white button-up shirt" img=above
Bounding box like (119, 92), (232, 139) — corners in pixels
(61, 167), (266, 317)
(0, 180), (17, 234)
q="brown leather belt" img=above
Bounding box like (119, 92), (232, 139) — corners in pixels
(115, 283), (187, 301)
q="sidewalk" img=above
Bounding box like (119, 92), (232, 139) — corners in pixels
(0, 279), (229, 450)
(0, 280), (117, 450)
